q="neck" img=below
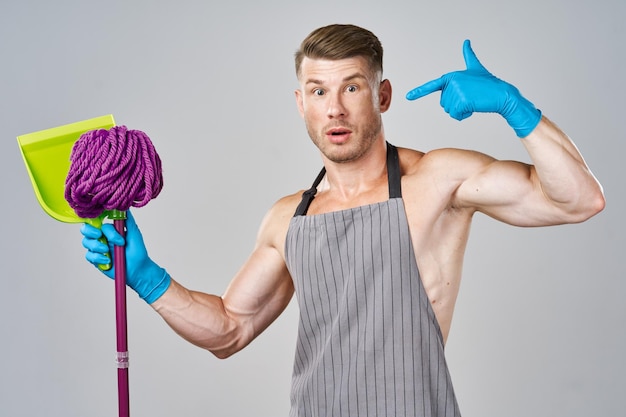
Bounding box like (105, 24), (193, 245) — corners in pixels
(321, 138), (388, 200)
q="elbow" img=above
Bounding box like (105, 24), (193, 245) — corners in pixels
(207, 329), (251, 360)
(208, 341), (243, 359)
(211, 348), (236, 360)
(586, 190), (606, 219)
(567, 188), (606, 223)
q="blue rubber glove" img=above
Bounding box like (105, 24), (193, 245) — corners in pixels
(81, 211), (171, 304)
(406, 39), (541, 138)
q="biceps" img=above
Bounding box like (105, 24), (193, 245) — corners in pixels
(222, 245), (294, 334)
(456, 160), (558, 226)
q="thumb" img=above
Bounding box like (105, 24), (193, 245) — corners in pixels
(463, 39), (487, 72)
(406, 77), (444, 101)
(123, 209), (147, 255)
(124, 210), (144, 242)
(125, 209), (138, 232)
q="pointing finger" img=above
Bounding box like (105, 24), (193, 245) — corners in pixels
(406, 77), (445, 101)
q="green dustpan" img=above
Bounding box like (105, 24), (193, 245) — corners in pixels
(17, 115), (118, 270)
(17, 114), (116, 227)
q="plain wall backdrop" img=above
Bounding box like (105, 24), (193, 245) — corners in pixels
(1, 0), (623, 416)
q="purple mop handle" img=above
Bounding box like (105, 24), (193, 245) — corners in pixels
(114, 217), (130, 417)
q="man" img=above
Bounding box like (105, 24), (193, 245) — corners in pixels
(81, 24), (605, 416)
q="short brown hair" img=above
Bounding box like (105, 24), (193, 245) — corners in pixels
(295, 24), (383, 80)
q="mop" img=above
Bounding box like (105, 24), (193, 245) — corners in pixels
(65, 125), (163, 417)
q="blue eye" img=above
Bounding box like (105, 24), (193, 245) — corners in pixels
(346, 85), (358, 93)
(314, 89), (325, 96)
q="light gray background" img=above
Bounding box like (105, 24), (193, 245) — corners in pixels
(1, 1), (623, 416)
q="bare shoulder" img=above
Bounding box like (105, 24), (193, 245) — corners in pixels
(268, 190), (305, 222)
(398, 147), (497, 200)
(399, 146), (495, 178)
(255, 190), (304, 257)
(397, 146), (498, 217)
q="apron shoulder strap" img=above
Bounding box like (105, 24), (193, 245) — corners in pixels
(293, 167), (326, 216)
(386, 142), (402, 199)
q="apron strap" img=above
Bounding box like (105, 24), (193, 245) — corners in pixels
(386, 142), (402, 199)
(293, 167), (326, 216)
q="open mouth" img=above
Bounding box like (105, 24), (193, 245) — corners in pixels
(327, 128), (351, 137)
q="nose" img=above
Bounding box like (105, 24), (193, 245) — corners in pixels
(326, 92), (347, 119)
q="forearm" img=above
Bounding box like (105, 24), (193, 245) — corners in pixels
(521, 116), (605, 220)
(150, 278), (251, 359)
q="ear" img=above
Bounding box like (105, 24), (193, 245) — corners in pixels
(379, 79), (392, 113)
(294, 89), (304, 117)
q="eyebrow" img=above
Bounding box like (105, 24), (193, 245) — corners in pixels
(305, 72), (369, 86)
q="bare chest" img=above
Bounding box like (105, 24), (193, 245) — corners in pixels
(401, 184), (473, 342)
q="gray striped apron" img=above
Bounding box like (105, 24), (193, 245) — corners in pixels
(285, 143), (460, 417)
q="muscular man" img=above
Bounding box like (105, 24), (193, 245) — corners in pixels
(81, 24), (604, 416)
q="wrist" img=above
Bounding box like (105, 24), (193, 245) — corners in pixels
(503, 88), (542, 137)
(135, 260), (172, 304)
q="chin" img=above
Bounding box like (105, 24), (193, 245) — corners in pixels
(321, 143), (368, 164)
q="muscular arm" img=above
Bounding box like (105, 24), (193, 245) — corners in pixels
(150, 199), (296, 359)
(455, 116), (605, 226)
(407, 41), (604, 226)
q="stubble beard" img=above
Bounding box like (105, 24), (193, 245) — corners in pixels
(307, 114), (383, 164)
